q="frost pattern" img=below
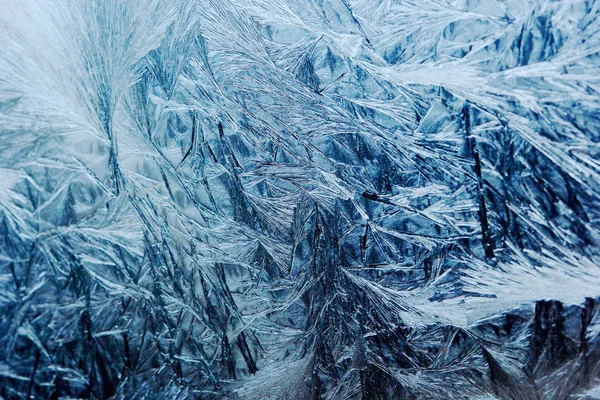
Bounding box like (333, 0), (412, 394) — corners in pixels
(1, 0), (600, 399)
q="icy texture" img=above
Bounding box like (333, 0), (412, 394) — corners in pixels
(1, 0), (600, 399)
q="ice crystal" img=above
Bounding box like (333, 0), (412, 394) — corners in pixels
(1, 0), (600, 399)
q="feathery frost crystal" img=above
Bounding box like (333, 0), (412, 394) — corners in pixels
(1, 0), (600, 398)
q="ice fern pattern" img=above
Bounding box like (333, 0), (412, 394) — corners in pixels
(1, 0), (600, 399)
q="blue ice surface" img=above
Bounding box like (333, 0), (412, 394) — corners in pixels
(1, 0), (600, 398)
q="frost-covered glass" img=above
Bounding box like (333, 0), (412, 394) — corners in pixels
(1, 0), (599, 399)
